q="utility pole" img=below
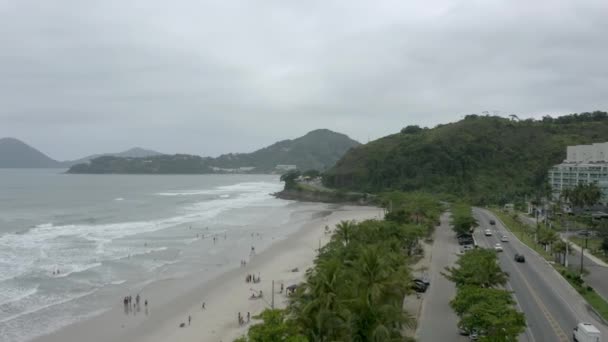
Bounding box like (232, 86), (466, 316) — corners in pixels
(565, 219), (569, 267)
(271, 280), (275, 309)
(580, 234), (588, 275)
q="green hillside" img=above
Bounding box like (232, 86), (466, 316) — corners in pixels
(323, 111), (608, 204)
(68, 129), (359, 174)
(210, 129), (360, 172)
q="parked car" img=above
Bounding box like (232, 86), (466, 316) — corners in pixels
(489, 220), (496, 225)
(514, 253), (525, 263)
(500, 235), (508, 242)
(411, 279), (428, 293)
(458, 237), (474, 245)
(463, 244), (474, 251)
(415, 277), (430, 287)
(484, 229), (492, 236)
(494, 243), (503, 252)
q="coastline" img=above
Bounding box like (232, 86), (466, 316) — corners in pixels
(34, 204), (382, 342)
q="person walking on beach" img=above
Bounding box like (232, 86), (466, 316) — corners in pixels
(202, 302), (206, 310)
(188, 315), (191, 326)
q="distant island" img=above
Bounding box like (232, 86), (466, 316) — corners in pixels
(0, 137), (162, 168)
(66, 129), (360, 174)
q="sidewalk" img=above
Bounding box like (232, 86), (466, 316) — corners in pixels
(563, 236), (608, 268)
(402, 240), (432, 337)
(517, 213), (608, 268)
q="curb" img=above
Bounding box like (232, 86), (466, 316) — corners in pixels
(486, 208), (608, 327)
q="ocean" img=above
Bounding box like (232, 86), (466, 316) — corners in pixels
(0, 169), (324, 342)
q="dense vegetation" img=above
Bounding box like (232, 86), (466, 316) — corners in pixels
(68, 129), (359, 174)
(68, 154), (213, 174)
(451, 203), (478, 235)
(213, 129), (360, 172)
(444, 246), (525, 340)
(235, 193), (442, 341)
(440, 204), (526, 340)
(324, 111), (608, 204)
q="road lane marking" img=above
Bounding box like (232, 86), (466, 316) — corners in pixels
(475, 210), (569, 342)
(509, 260), (570, 342)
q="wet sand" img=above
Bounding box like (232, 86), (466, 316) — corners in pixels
(35, 205), (382, 342)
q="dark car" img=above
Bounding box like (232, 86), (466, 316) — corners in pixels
(514, 253), (525, 263)
(411, 279), (428, 293)
(414, 277), (430, 287)
(489, 220), (496, 225)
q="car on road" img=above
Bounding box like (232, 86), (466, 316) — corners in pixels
(494, 243), (503, 252)
(484, 229), (492, 236)
(489, 220), (496, 225)
(572, 322), (601, 342)
(500, 235), (508, 242)
(514, 253), (525, 263)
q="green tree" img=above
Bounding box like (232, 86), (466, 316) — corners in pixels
(238, 309), (307, 342)
(443, 249), (508, 288)
(459, 301), (526, 341)
(450, 286), (514, 317)
(302, 169), (321, 178)
(333, 220), (356, 246)
(280, 170), (301, 190)
(451, 203), (478, 235)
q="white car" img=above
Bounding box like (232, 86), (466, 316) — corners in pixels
(500, 235), (508, 242)
(494, 243), (503, 252)
(484, 229), (492, 236)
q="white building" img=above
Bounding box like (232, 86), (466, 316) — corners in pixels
(548, 143), (608, 205)
(275, 164), (297, 171)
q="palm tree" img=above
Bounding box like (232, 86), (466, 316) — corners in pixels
(348, 246), (413, 340)
(290, 258), (351, 341)
(334, 220), (356, 246)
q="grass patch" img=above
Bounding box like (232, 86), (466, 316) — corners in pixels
(569, 236), (608, 263)
(559, 268), (608, 320)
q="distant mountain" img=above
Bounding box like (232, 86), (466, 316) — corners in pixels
(0, 137), (163, 168)
(68, 129), (360, 174)
(0, 137), (63, 168)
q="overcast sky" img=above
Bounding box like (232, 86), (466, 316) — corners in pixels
(1, 0), (607, 160)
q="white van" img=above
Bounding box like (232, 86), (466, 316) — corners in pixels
(573, 322), (601, 342)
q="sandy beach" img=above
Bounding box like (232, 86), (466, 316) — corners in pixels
(36, 205), (382, 342)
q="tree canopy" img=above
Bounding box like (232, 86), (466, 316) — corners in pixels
(324, 112), (608, 204)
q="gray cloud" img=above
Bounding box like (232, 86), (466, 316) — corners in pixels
(1, 0), (607, 160)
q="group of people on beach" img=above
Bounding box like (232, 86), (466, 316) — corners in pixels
(123, 293), (148, 315)
(245, 273), (260, 283)
(237, 312), (251, 326)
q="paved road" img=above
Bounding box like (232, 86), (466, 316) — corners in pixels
(416, 212), (467, 342)
(519, 214), (608, 302)
(476, 208), (608, 341)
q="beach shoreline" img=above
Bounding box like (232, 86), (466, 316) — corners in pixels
(34, 204), (382, 342)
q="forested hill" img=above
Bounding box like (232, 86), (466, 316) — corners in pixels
(212, 129), (360, 172)
(323, 111), (608, 204)
(68, 129), (360, 174)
